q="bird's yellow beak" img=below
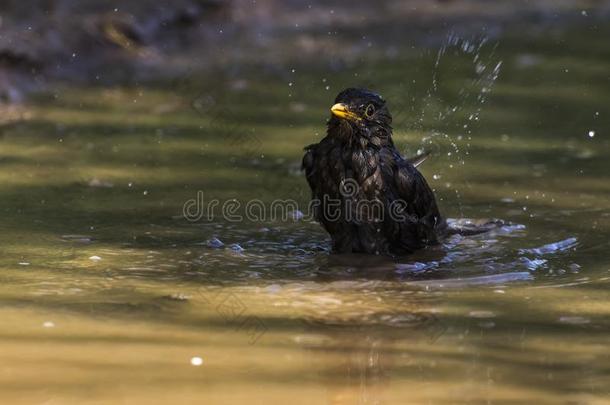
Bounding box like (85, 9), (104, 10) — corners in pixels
(331, 103), (361, 121)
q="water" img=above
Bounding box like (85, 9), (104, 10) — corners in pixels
(0, 25), (609, 404)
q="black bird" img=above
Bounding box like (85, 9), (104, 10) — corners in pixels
(302, 88), (447, 255)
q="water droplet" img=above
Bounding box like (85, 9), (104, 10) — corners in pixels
(43, 321), (55, 328)
(229, 243), (244, 253)
(207, 238), (224, 249)
(569, 263), (581, 273)
(469, 310), (496, 319)
(588, 130), (595, 138)
(89, 255), (102, 261)
(558, 316), (590, 325)
(290, 210), (304, 220)
(190, 357), (203, 366)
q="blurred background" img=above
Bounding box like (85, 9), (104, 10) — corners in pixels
(2, 0), (610, 102)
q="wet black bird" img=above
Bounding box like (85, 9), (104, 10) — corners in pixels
(302, 88), (447, 255)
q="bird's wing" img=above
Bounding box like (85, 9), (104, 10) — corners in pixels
(394, 160), (440, 222)
(302, 144), (318, 193)
(406, 150), (430, 168)
(383, 148), (445, 247)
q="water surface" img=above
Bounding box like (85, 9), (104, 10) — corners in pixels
(0, 25), (609, 404)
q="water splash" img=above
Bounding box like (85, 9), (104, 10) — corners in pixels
(403, 32), (503, 216)
(519, 237), (578, 256)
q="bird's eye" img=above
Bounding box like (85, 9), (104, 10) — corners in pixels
(365, 104), (375, 118)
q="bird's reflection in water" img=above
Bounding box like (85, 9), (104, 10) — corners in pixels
(320, 332), (389, 405)
(300, 318), (448, 404)
(289, 221), (533, 404)
(296, 282), (448, 405)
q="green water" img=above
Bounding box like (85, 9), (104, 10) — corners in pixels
(0, 26), (608, 404)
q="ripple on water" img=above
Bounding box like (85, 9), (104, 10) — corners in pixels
(519, 237), (578, 256)
(558, 316), (591, 325)
(41, 215), (587, 303)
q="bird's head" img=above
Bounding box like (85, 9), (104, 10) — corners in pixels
(328, 88), (392, 139)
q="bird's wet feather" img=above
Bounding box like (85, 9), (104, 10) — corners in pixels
(302, 88), (446, 255)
